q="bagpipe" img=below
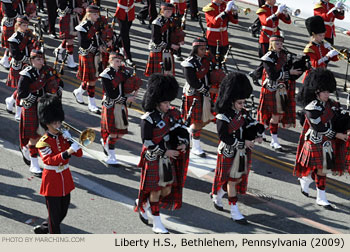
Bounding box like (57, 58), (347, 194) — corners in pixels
(169, 7), (186, 46)
(283, 48), (311, 81)
(242, 109), (265, 141)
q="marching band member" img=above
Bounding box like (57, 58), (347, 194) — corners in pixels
(181, 37), (213, 158)
(303, 15), (339, 82)
(135, 74), (184, 234)
(314, 0), (345, 45)
(211, 72), (263, 224)
(0, 0), (25, 69)
(145, 2), (177, 77)
(73, 5), (101, 114)
(54, 0), (84, 69)
(5, 16), (34, 120)
(99, 52), (136, 165)
(294, 68), (347, 210)
(248, 0), (291, 86)
(100, 25), (118, 70)
(17, 49), (63, 177)
(136, 0), (157, 27)
(203, 0), (238, 65)
(33, 94), (83, 234)
(45, 0), (58, 38)
(257, 35), (302, 151)
(114, 0), (137, 67)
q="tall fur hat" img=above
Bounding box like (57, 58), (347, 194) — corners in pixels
(38, 94), (65, 130)
(215, 71), (252, 113)
(142, 74), (179, 111)
(305, 16), (326, 36)
(297, 68), (336, 106)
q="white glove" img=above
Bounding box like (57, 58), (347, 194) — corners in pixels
(225, 1), (235, 12)
(323, 42), (332, 50)
(277, 4), (286, 14)
(326, 49), (339, 58)
(61, 130), (72, 140)
(335, 1), (343, 9)
(70, 142), (81, 153)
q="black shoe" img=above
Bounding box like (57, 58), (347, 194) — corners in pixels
(49, 33), (58, 39)
(134, 200), (149, 225)
(19, 146), (31, 166)
(301, 189), (309, 198)
(320, 204), (336, 211)
(31, 171), (42, 178)
(248, 71), (261, 86)
(33, 225), (49, 234)
(234, 218), (249, 225)
(137, 15), (146, 25)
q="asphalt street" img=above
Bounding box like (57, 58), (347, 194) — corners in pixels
(0, 0), (349, 234)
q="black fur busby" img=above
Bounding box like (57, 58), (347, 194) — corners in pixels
(215, 71), (252, 113)
(142, 74), (179, 112)
(305, 16), (326, 36)
(297, 68), (336, 106)
(38, 94), (65, 130)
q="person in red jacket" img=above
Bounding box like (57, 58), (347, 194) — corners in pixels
(314, 0), (345, 45)
(303, 15), (339, 82)
(114, 0), (138, 67)
(248, 0), (291, 86)
(203, 0), (238, 65)
(34, 94), (83, 234)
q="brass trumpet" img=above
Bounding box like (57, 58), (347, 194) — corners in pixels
(237, 6), (251, 15)
(57, 121), (96, 147)
(277, 3), (301, 17)
(324, 40), (350, 61)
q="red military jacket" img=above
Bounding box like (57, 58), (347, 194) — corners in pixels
(166, 0), (186, 15)
(256, 4), (291, 43)
(36, 132), (83, 197)
(115, 0), (139, 21)
(314, 1), (345, 39)
(203, 1), (238, 47)
(302, 41), (338, 81)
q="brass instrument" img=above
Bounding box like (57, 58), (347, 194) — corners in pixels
(236, 6), (251, 15)
(277, 3), (301, 17)
(57, 121), (96, 147)
(336, 2), (349, 12)
(324, 40), (350, 61)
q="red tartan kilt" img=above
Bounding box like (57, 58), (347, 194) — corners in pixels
(296, 138), (341, 176)
(1, 25), (15, 48)
(257, 86), (283, 125)
(144, 52), (175, 77)
(345, 140), (350, 174)
(77, 53), (97, 82)
(19, 104), (41, 147)
(100, 105), (128, 142)
(334, 139), (346, 175)
(59, 15), (76, 39)
(212, 151), (251, 195)
(184, 93), (203, 124)
(6, 67), (20, 88)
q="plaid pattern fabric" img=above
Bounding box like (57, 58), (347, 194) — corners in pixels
(1, 25), (15, 48)
(212, 151), (252, 195)
(77, 53), (98, 82)
(315, 174), (326, 190)
(257, 84), (284, 125)
(145, 52), (163, 77)
(334, 139), (347, 175)
(59, 14), (75, 39)
(294, 101), (341, 177)
(161, 150), (190, 210)
(100, 105), (128, 143)
(183, 93), (203, 124)
(281, 80), (296, 128)
(6, 67), (21, 88)
(19, 104), (40, 148)
(344, 140), (350, 174)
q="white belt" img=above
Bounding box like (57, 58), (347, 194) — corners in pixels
(118, 3), (135, 12)
(262, 26), (278, 32)
(44, 164), (69, 173)
(324, 21), (334, 26)
(207, 27), (227, 32)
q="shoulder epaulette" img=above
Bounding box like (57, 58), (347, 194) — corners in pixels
(35, 135), (51, 149)
(141, 112), (153, 124)
(216, 113), (230, 123)
(256, 7), (267, 14)
(303, 43), (315, 54)
(203, 3), (215, 13)
(314, 3), (324, 9)
(99, 67), (113, 80)
(305, 100), (324, 111)
(19, 66), (33, 78)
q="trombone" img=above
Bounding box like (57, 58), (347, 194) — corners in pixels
(57, 121), (96, 147)
(324, 40), (350, 61)
(277, 3), (301, 17)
